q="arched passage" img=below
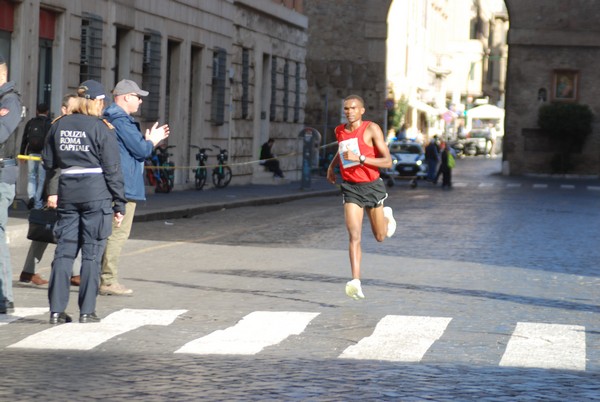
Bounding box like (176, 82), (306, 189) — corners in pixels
(304, 0), (600, 175)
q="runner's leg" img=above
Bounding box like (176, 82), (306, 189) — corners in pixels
(344, 202), (364, 280)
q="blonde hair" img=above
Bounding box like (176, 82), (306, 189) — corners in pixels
(73, 87), (104, 117)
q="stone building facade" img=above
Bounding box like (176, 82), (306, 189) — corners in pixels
(503, 0), (600, 175)
(4, 0), (598, 185)
(0, 0), (308, 192)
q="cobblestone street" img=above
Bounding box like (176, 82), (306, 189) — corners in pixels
(1, 157), (599, 400)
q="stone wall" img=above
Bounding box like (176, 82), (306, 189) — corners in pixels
(504, 0), (600, 175)
(303, 0), (392, 148)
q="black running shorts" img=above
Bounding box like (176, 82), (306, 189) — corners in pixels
(340, 178), (388, 208)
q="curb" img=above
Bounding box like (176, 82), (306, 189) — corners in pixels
(133, 188), (339, 222)
(7, 188), (340, 248)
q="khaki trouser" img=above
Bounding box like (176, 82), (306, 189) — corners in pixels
(101, 201), (136, 286)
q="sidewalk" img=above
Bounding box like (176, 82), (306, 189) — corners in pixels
(6, 175), (339, 247)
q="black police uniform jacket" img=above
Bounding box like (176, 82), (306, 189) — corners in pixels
(42, 113), (127, 215)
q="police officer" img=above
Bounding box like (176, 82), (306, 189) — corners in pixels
(42, 80), (126, 324)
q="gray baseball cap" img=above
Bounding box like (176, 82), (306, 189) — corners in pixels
(112, 79), (149, 96)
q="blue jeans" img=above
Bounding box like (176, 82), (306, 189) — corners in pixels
(0, 182), (15, 307)
(27, 155), (45, 209)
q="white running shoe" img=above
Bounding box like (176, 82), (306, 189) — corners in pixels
(345, 279), (365, 300)
(383, 206), (396, 237)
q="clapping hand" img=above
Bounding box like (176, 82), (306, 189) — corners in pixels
(145, 122), (170, 147)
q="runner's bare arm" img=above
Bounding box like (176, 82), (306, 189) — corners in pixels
(327, 151), (341, 184)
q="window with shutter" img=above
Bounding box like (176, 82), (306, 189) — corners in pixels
(142, 30), (161, 121)
(211, 48), (226, 126)
(79, 13), (102, 83)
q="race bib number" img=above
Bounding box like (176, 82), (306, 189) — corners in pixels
(339, 138), (360, 168)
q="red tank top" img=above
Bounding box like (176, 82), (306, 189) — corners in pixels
(335, 121), (380, 183)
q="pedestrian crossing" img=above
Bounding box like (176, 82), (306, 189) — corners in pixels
(1, 309), (590, 371)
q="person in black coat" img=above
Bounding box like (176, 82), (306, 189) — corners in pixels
(424, 136), (439, 182)
(434, 142), (453, 189)
(260, 138), (284, 178)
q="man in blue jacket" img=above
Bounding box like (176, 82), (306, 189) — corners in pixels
(100, 79), (169, 296)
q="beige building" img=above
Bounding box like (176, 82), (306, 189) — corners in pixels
(0, 0), (308, 193)
(386, 0), (507, 141)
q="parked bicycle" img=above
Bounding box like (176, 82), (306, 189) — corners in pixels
(190, 145), (211, 190)
(211, 144), (232, 188)
(146, 145), (176, 193)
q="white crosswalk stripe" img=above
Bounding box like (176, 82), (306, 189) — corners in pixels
(339, 315), (452, 362)
(448, 182), (598, 190)
(8, 309), (186, 350)
(175, 311), (319, 355)
(499, 322), (586, 371)
(0, 308), (49, 326)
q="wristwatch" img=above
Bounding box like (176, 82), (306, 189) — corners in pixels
(359, 154), (366, 164)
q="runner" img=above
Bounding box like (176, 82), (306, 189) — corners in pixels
(326, 94), (396, 300)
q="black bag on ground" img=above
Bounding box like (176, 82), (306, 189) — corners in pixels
(27, 208), (58, 244)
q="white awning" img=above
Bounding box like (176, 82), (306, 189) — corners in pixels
(409, 99), (440, 116)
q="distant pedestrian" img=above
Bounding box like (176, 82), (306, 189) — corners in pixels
(327, 94), (396, 301)
(0, 55), (23, 315)
(100, 79), (169, 296)
(20, 103), (51, 209)
(396, 123), (407, 141)
(42, 80), (127, 324)
(424, 136), (439, 182)
(260, 138), (285, 178)
(435, 142), (454, 189)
